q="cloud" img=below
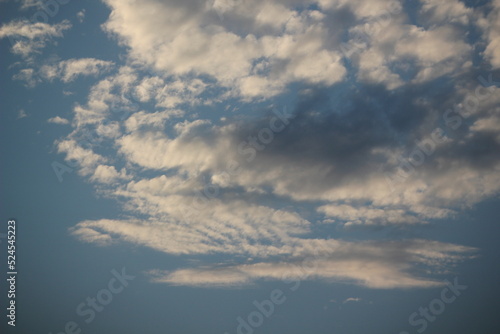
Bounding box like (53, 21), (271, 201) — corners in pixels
(101, 0), (346, 99)
(351, 14), (472, 88)
(77, 9), (86, 23)
(40, 58), (114, 82)
(48, 116), (69, 125)
(0, 19), (71, 59)
(318, 204), (422, 226)
(62, 66), (498, 288)
(70, 226), (114, 246)
(343, 297), (362, 303)
(18, 0), (43, 9)
(13, 68), (40, 87)
(90, 165), (130, 184)
(419, 0), (473, 26)
(56, 139), (107, 176)
(483, 0), (500, 69)
(143, 238), (475, 288)
(58, 0), (500, 290)
(124, 110), (183, 133)
(70, 196), (310, 257)
(17, 109), (28, 119)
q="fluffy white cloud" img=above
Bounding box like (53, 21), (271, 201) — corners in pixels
(70, 226), (114, 246)
(48, 116), (70, 124)
(351, 16), (472, 88)
(419, 0), (473, 26)
(101, 0), (346, 99)
(56, 139), (107, 176)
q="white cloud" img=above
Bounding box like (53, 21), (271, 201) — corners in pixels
(0, 20), (71, 58)
(90, 165), (130, 184)
(67, 209), (476, 288)
(69, 226), (114, 246)
(419, 0), (472, 26)
(352, 18), (472, 88)
(56, 139), (107, 176)
(68, 66), (211, 128)
(343, 297), (362, 303)
(145, 238), (475, 288)
(18, 0), (42, 9)
(318, 0), (402, 19)
(17, 109), (28, 119)
(77, 9), (86, 23)
(48, 116), (69, 125)
(124, 110), (182, 133)
(69, 203), (309, 257)
(116, 125), (228, 172)
(40, 58), (114, 82)
(13, 68), (40, 87)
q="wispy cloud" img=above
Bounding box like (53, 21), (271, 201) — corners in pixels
(40, 58), (114, 83)
(343, 297), (362, 304)
(17, 109), (28, 119)
(144, 241), (473, 288)
(0, 19), (71, 59)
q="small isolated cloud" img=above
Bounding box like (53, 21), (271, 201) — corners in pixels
(48, 116), (69, 125)
(17, 109), (27, 119)
(0, 20), (71, 59)
(101, 0), (347, 99)
(77, 9), (86, 23)
(343, 297), (362, 304)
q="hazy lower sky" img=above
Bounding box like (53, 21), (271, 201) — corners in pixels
(1, 0), (499, 333)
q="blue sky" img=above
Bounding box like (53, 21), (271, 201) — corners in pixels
(1, 0), (500, 333)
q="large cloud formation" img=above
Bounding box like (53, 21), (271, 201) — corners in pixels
(48, 0), (500, 288)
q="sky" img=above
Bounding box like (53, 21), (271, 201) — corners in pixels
(0, 0), (500, 333)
